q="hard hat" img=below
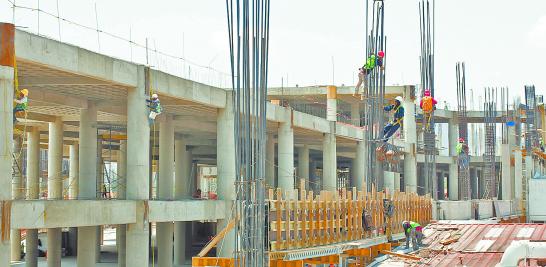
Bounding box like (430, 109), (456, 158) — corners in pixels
(395, 96), (403, 103)
(152, 94), (158, 99)
(458, 137), (465, 142)
(424, 89), (431, 96)
(21, 89), (28, 96)
(378, 50), (385, 58)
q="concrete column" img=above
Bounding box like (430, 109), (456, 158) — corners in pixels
(266, 134), (276, 188)
(351, 103), (360, 126)
(174, 139), (191, 266)
(125, 67), (151, 267)
(403, 86), (417, 193)
(216, 92), (236, 258)
(470, 168), (479, 199)
(322, 132), (337, 190)
(326, 86), (337, 122)
(69, 144), (79, 199)
(514, 150), (523, 203)
(309, 160), (318, 192)
(77, 101), (98, 267)
(448, 160), (459, 200)
(47, 117), (63, 267)
(297, 145), (310, 190)
(278, 111), (294, 193)
(437, 172), (444, 200)
(384, 172), (395, 193)
(11, 136), (22, 261)
(158, 116), (174, 267)
(117, 141), (127, 267)
(354, 141), (367, 191)
(525, 155), (533, 186)
(501, 144), (512, 200)
(0, 23), (14, 265)
(26, 128), (40, 267)
(448, 120), (459, 200)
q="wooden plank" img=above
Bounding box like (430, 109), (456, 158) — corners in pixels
(276, 188), (282, 251)
(381, 250), (422, 261)
(197, 218), (236, 257)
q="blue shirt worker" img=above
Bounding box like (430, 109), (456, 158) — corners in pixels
(383, 96), (404, 142)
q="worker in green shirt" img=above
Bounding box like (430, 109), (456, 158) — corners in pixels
(402, 220), (423, 250)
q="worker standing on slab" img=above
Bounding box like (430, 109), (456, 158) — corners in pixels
(402, 220), (423, 251)
(146, 93), (162, 125)
(13, 88), (28, 124)
(382, 96), (404, 142)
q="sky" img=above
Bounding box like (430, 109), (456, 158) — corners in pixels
(1, 0), (546, 107)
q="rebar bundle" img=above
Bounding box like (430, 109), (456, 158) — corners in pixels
(363, 0), (387, 191)
(483, 88), (497, 199)
(419, 0), (436, 198)
(525, 86), (538, 150)
(456, 62), (470, 200)
(225, 0), (270, 265)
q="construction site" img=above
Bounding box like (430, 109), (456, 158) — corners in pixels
(1, 0), (546, 266)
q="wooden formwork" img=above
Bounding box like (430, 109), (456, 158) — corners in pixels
(268, 187), (432, 252)
(192, 187), (432, 267)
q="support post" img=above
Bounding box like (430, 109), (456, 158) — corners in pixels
(125, 66), (150, 267)
(403, 86), (417, 193)
(26, 128), (40, 267)
(354, 141), (367, 191)
(158, 115), (174, 267)
(47, 117), (63, 267)
(0, 22), (14, 265)
(514, 150), (523, 205)
(216, 92), (236, 257)
(174, 138), (191, 266)
(297, 145), (310, 190)
(322, 132), (337, 190)
(11, 136), (22, 261)
(448, 120), (459, 200)
(117, 140), (127, 267)
(266, 134), (276, 187)
(351, 103), (360, 126)
(326, 86), (337, 122)
(501, 144), (512, 200)
(278, 109), (294, 194)
(77, 101), (98, 267)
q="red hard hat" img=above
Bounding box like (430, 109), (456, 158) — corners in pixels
(458, 138), (465, 142)
(378, 51), (385, 58)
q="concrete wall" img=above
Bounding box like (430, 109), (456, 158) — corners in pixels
(529, 179), (546, 221)
(433, 201), (472, 220)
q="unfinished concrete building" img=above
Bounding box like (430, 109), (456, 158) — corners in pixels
(1, 7), (546, 267)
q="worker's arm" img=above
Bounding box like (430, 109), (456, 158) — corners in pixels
(432, 98), (438, 105)
(384, 105), (393, 111)
(14, 98), (24, 104)
(419, 99), (424, 109)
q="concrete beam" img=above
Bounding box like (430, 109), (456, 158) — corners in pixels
(147, 200), (226, 222)
(151, 69), (226, 108)
(11, 200), (136, 229)
(15, 30), (138, 87)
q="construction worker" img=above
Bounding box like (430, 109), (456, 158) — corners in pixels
(402, 220), (423, 251)
(354, 67), (367, 98)
(377, 50), (385, 69)
(456, 137), (469, 168)
(13, 88), (28, 124)
(146, 93), (162, 125)
(382, 96), (404, 142)
(420, 89), (437, 130)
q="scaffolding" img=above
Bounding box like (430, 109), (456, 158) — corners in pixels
(419, 0), (437, 199)
(456, 62), (470, 200)
(525, 86), (538, 150)
(483, 88), (497, 199)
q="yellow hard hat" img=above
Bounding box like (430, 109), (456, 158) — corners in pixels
(21, 89), (29, 96)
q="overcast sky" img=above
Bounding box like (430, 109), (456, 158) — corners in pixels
(1, 0), (545, 107)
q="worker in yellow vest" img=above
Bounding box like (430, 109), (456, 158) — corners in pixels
(402, 220), (423, 250)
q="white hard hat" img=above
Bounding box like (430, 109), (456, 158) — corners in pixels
(152, 94), (158, 99)
(395, 96), (403, 102)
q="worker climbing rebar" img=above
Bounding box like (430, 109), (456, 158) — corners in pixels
(420, 89), (437, 130)
(402, 220), (424, 251)
(457, 137), (470, 168)
(13, 88), (28, 124)
(382, 96), (404, 143)
(146, 93), (162, 125)
(355, 51), (385, 99)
